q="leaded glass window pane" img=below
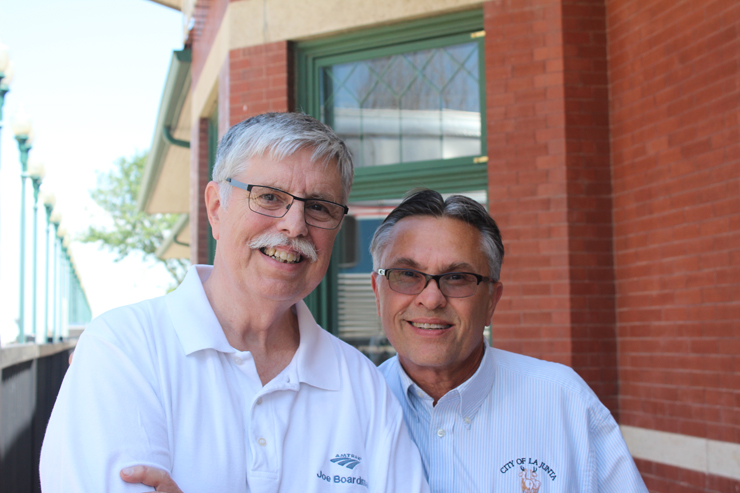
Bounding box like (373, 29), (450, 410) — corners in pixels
(320, 41), (482, 168)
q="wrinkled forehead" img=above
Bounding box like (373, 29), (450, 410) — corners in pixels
(242, 148), (346, 198)
(381, 216), (487, 269)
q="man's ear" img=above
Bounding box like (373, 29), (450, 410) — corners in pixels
(486, 282), (504, 326)
(205, 181), (222, 240)
(370, 272), (381, 318)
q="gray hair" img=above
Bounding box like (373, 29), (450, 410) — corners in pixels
(212, 112), (354, 204)
(370, 189), (504, 280)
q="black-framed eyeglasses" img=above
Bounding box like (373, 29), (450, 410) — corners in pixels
(226, 178), (349, 230)
(377, 268), (495, 298)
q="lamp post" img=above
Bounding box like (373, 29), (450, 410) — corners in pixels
(49, 210), (61, 341)
(44, 195), (57, 342)
(62, 234), (71, 339)
(12, 109), (33, 342)
(56, 226), (67, 342)
(0, 38), (11, 140)
(28, 160), (46, 342)
(1, 39), (13, 277)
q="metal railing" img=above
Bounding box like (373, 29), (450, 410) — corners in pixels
(0, 341), (75, 493)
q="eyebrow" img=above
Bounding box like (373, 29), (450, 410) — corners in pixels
(389, 258), (478, 273)
(305, 192), (340, 203)
(259, 183), (340, 203)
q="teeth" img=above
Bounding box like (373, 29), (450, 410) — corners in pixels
(411, 322), (450, 330)
(261, 247), (301, 264)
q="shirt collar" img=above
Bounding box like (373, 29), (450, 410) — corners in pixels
(291, 300), (340, 391)
(167, 265), (340, 391)
(167, 265), (234, 355)
(396, 340), (495, 420)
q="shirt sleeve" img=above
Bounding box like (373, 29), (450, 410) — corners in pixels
(590, 406), (648, 493)
(369, 387), (430, 493)
(39, 317), (171, 492)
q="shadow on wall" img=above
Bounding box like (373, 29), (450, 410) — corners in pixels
(0, 350), (71, 493)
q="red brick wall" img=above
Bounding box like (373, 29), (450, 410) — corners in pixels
(484, 0), (618, 413)
(562, 0), (618, 413)
(635, 459), (740, 493)
(607, 0), (740, 447)
(485, 0), (572, 367)
(228, 41), (292, 126)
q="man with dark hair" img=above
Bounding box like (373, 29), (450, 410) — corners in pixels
(370, 189), (647, 492)
(40, 113), (427, 493)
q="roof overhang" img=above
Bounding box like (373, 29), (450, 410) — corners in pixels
(156, 213), (190, 259)
(138, 49), (192, 215)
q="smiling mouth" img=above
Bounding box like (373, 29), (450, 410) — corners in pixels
(260, 247), (302, 264)
(409, 322), (452, 331)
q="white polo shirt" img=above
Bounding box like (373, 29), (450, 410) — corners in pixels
(41, 265), (428, 493)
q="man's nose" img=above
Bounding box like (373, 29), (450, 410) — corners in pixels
(277, 200), (309, 237)
(415, 277), (447, 310)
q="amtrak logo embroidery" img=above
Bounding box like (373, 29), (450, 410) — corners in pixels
(499, 457), (557, 491)
(330, 453), (362, 469)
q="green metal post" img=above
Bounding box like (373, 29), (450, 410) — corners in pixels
(0, 80), (9, 277)
(31, 176), (42, 341)
(53, 234), (60, 342)
(44, 204), (53, 342)
(15, 134), (31, 342)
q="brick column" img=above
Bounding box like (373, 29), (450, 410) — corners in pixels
(561, 0), (617, 414)
(484, 0), (617, 413)
(190, 118), (212, 265)
(228, 41), (292, 125)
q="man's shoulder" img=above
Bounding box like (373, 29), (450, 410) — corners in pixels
(490, 347), (597, 402)
(80, 294), (174, 356)
(377, 355), (398, 380)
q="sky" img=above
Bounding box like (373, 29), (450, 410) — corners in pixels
(0, 0), (185, 344)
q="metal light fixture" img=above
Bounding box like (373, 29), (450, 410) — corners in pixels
(56, 224), (67, 342)
(49, 209), (61, 341)
(42, 191), (56, 342)
(13, 110), (33, 342)
(29, 160), (46, 341)
(0, 41), (13, 279)
(0, 39), (10, 123)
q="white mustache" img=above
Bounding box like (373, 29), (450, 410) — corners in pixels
(249, 232), (318, 263)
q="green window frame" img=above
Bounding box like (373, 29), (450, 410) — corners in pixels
(296, 10), (488, 202)
(296, 10), (487, 333)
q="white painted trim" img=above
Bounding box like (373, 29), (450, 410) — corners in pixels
(621, 425), (740, 481)
(191, 0), (485, 122)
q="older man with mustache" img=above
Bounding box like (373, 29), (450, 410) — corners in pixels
(39, 113), (428, 493)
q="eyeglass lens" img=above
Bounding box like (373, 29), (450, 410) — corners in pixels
(249, 186), (345, 228)
(387, 269), (481, 298)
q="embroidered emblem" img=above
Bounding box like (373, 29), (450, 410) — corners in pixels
(519, 466), (541, 493)
(330, 453), (362, 470)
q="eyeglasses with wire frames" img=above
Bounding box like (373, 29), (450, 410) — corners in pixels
(376, 268), (495, 298)
(226, 178), (349, 230)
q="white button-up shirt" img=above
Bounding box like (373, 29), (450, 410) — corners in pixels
(41, 265), (428, 493)
(380, 343), (648, 493)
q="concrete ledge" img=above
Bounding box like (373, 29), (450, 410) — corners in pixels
(0, 340), (77, 370)
(621, 425), (740, 481)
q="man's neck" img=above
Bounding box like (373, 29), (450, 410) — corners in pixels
(400, 341), (486, 405)
(202, 265), (301, 385)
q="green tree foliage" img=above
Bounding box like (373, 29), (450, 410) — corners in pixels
(80, 151), (189, 286)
